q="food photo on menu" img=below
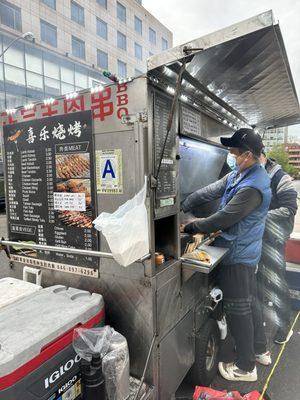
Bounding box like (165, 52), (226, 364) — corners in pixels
(55, 153), (90, 179)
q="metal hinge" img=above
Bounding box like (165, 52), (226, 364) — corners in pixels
(182, 45), (204, 55)
(150, 175), (157, 189)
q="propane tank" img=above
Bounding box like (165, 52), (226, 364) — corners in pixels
(81, 355), (106, 399)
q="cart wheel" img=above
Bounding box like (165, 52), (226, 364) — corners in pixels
(191, 318), (220, 386)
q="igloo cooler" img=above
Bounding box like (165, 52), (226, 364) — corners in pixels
(0, 285), (105, 400)
(0, 277), (42, 309)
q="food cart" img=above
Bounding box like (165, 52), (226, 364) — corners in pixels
(0, 10), (299, 400)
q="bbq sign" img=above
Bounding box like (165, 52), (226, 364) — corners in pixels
(3, 110), (99, 272)
(1, 83), (130, 128)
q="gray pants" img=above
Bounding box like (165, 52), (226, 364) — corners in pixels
(218, 263), (267, 371)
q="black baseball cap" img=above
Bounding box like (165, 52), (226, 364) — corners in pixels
(220, 128), (263, 157)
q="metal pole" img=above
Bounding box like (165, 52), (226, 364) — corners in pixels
(133, 334), (156, 400)
(0, 32), (35, 59)
(0, 239), (151, 262)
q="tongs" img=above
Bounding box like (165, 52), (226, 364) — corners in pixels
(199, 230), (222, 247)
(183, 231), (222, 255)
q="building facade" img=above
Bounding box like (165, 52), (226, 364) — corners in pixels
(263, 126), (288, 152)
(0, 0), (173, 110)
(286, 144), (300, 175)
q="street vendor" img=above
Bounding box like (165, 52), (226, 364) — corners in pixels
(258, 151), (298, 344)
(181, 129), (272, 382)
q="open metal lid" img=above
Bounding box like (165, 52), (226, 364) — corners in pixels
(147, 10), (300, 130)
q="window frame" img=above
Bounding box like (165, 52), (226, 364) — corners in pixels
(40, 19), (57, 47)
(162, 37), (168, 50)
(149, 27), (156, 45)
(117, 31), (127, 51)
(134, 15), (142, 35)
(134, 42), (142, 61)
(0, 0), (22, 31)
(96, 0), (107, 9)
(117, 1), (126, 23)
(71, 0), (85, 26)
(117, 59), (127, 78)
(41, 0), (56, 9)
(96, 17), (108, 40)
(72, 35), (86, 60)
(97, 49), (108, 70)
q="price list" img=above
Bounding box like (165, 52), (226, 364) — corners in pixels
(6, 151), (19, 221)
(153, 93), (177, 201)
(3, 111), (99, 271)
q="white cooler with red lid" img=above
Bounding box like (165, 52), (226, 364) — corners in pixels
(0, 285), (105, 400)
(0, 277), (41, 309)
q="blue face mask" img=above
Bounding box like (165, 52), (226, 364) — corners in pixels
(226, 153), (237, 170)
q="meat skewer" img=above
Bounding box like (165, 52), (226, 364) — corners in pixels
(58, 210), (93, 228)
(56, 154), (90, 178)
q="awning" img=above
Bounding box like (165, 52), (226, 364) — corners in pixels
(147, 10), (300, 130)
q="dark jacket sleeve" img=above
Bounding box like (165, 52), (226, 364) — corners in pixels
(267, 170), (298, 238)
(181, 174), (229, 213)
(184, 187), (262, 234)
(269, 170), (298, 217)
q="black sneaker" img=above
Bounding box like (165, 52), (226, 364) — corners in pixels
(274, 329), (293, 345)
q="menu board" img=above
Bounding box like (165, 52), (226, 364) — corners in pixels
(181, 104), (202, 138)
(153, 93), (177, 204)
(3, 110), (99, 274)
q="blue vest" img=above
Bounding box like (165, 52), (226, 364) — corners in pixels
(214, 163), (271, 267)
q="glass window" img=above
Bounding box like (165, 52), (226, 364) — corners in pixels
(61, 82), (75, 94)
(44, 77), (60, 95)
(40, 19), (57, 47)
(4, 64), (25, 86)
(134, 43), (142, 60)
(41, 0), (56, 9)
(0, 91), (5, 111)
(135, 68), (143, 76)
(88, 69), (106, 86)
(149, 28), (156, 44)
(117, 60), (126, 78)
(0, 1), (22, 31)
(96, 18), (107, 40)
(61, 63), (74, 85)
(26, 71), (44, 90)
(72, 36), (85, 59)
(97, 49), (108, 70)
(134, 16), (142, 35)
(25, 48), (43, 74)
(0, 63), (4, 81)
(75, 69), (87, 88)
(117, 2), (126, 23)
(71, 1), (84, 26)
(162, 38), (168, 50)
(97, 0), (107, 8)
(89, 77), (104, 87)
(44, 58), (59, 79)
(117, 31), (126, 50)
(3, 44), (24, 68)
(6, 93), (27, 109)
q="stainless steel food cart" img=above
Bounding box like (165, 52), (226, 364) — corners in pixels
(1, 10), (299, 399)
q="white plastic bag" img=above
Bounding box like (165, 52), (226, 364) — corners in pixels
(93, 177), (149, 267)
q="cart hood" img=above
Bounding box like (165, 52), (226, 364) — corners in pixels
(147, 10), (300, 130)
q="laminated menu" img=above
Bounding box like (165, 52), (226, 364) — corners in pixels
(3, 110), (99, 276)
